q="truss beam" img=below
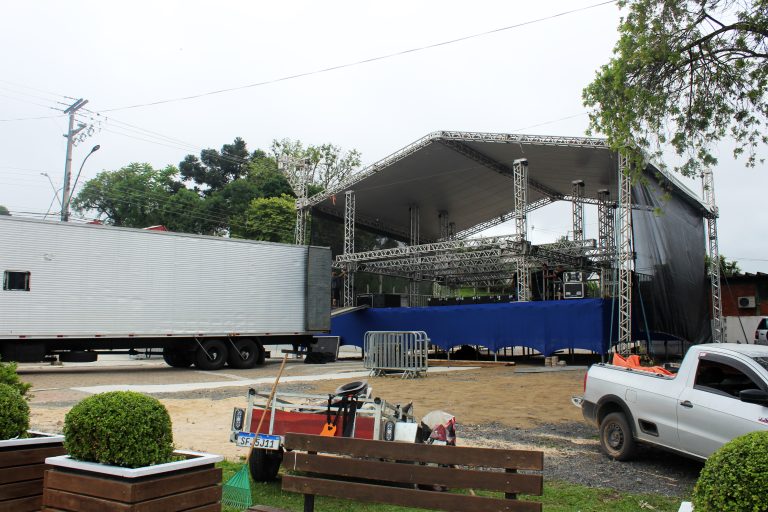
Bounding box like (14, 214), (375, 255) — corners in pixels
(617, 154), (633, 348)
(702, 169), (724, 343)
(438, 139), (563, 200)
(343, 190), (356, 307)
(571, 180), (585, 243)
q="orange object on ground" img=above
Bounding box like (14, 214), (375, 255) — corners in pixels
(612, 353), (674, 376)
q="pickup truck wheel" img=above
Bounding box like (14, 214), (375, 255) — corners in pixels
(162, 347), (193, 368)
(227, 338), (259, 369)
(194, 339), (228, 371)
(248, 448), (283, 482)
(599, 412), (636, 461)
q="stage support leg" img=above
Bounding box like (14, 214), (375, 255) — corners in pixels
(617, 154), (633, 352)
(702, 169), (725, 342)
(343, 190), (356, 307)
(409, 204), (421, 307)
(597, 189), (616, 298)
(513, 159), (531, 302)
(571, 180), (585, 243)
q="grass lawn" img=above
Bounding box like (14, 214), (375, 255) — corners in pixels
(218, 461), (684, 512)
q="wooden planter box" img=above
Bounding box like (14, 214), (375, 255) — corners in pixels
(42, 450), (223, 512)
(0, 431), (66, 512)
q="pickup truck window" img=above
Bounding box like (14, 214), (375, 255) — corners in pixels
(694, 358), (764, 398)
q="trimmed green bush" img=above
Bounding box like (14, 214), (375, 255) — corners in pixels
(692, 430), (768, 512)
(0, 357), (32, 397)
(0, 383), (30, 439)
(64, 391), (174, 468)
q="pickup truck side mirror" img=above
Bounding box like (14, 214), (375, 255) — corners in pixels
(739, 389), (768, 406)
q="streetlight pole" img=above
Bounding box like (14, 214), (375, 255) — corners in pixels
(66, 144), (101, 217)
(40, 172), (62, 220)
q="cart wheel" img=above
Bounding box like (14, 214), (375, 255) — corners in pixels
(248, 448), (283, 482)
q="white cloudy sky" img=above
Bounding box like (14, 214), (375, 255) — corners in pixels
(1, 1), (766, 271)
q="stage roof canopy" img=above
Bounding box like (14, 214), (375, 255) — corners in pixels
(308, 131), (707, 241)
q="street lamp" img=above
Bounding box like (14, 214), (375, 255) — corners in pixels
(40, 172), (63, 221)
(63, 145), (100, 221)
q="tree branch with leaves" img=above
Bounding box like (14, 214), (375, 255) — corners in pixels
(584, 0), (768, 176)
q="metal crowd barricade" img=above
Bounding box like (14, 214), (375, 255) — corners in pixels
(363, 331), (430, 379)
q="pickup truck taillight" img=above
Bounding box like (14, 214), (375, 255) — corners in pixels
(583, 372), (588, 392)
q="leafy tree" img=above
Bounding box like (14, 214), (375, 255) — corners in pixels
(0, 205), (10, 215)
(583, 1), (768, 176)
(271, 138), (362, 194)
(179, 137), (253, 195)
(705, 254), (741, 277)
(237, 194), (296, 243)
(71, 163), (217, 230)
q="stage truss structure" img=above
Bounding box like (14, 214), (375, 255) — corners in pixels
(282, 131), (721, 346)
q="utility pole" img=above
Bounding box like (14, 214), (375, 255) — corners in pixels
(61, 98), (88, 222)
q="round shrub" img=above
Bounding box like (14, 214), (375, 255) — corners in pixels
(692, 431), (768, 512)
(64, 391), (174, 468)
(0, 383), (30, 439)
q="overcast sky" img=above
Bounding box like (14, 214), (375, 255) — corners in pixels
(1, 1), (766, 272)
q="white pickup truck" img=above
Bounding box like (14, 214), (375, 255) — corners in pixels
(575, 343), (768, 461)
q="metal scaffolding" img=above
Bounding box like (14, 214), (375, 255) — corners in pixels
(277, 155), (312, 245)
(343, 190), (356, 307)
(409, 204), (421, 306)
(438, 211), (450, 240)
(513, 159), (530, 302)
(597, 189), (616, 297)
(617, 154), (633, 348)
(702, 169), (724, 343)
(571, 180), (585, 243)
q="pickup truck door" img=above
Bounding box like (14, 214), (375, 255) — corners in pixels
(676, 352), (768, 459)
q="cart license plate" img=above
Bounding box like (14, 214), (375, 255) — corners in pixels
(254, 434), (280, 450)
(235, 432), (255, 447)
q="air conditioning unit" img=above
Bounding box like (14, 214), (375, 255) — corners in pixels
(738, 296), (756, 308)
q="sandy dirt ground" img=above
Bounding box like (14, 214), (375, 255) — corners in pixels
(24, 361), (586, 460)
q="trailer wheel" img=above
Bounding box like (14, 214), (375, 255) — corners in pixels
(227, 338), (260, 369)
(194, 339), (228, 371)
(599, 412), (636, 461)
(248, 448), (283, 482)
(162, 347), (193, 368)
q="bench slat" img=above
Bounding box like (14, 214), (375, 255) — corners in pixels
(283, 434), (543, 470)
(282, 475), (542, 512)
(283, 452), (542, 495)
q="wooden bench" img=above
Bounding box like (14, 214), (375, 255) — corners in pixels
(250, 432), (543, 512)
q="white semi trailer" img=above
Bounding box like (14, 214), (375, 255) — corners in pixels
(0, 216), (331, 370)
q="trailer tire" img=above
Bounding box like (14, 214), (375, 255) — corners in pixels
(194, 339), (228, 371)
(599, 412), (636, 461)
(162, 347), (193, 368)
(248, 448), (283, 482)
(227, 338), (260, 369)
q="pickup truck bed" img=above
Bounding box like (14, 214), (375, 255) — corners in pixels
(576, 343), (768, 461)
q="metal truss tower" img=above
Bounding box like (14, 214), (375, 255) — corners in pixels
(513, 159), (530, 301)
(343, 190), (356, 307)
(702, 169), (724, 343)
(597, 189), (616, 297)
(276, 155), (312, 245)
(438, 211), (450, 240)
(409, 205), (421, 306)
(617, 154), (633, 349)
(571, 180), (585, 243)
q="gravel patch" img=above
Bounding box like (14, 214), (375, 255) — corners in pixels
(461, 421), (702, 498)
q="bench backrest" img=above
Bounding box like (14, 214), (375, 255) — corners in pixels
(282, 433), (543, 512)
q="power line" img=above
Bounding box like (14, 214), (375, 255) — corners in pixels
(100, 1), (616, 112)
